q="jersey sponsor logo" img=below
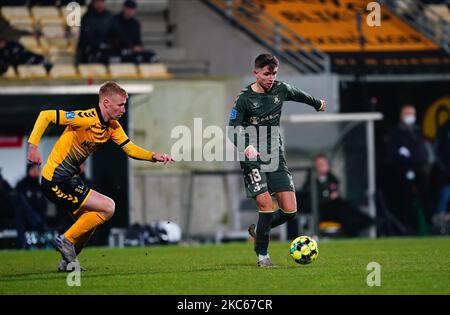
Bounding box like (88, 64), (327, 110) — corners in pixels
(260, 113), (280, 123)
(65, 112), (76, 120)
(230, 108), (237, 120)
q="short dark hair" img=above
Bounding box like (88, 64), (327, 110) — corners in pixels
(254, 53), (279, 70)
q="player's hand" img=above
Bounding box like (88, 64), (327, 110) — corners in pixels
(244, 145), (260, 160)
(318, 100), (326, 112)
(27, 144), (42, 165)
(152, 153), (175, 165)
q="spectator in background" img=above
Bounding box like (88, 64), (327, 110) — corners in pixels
(0, 15), (35, 75)
(0, 15), (33, 43)
(385, 104), (430, 235)
(434, 119), (450, 218)
(0, 168), (15, 231)
(76, 0), (113, 64)
(16, 164), (47, 222)
(0, 36), (50, 75)
(0, 166), (44, 248)
(298, 154), (375, 237)
(110, 0), (158, 64)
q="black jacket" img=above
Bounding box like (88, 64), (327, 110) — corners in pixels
(435, 120), (450, 180)
(386, 123), (428, 171)
(77, 7), (113, 50)
(110, 12), (143, 51)
(15, 176), (47, 217)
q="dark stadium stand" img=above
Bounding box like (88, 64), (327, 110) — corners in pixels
(0, 1), (172, 80)
(204, 0), (450, 75)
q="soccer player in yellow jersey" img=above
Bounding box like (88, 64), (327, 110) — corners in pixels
(27, 81), (174, 271)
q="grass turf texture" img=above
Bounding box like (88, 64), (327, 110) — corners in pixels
(0, 236), (449, 294)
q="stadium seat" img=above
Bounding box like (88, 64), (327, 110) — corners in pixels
(428, 4), (450, 18)
(2, 66), (17, 79)
(40, 25), (68, 49)
(394, 0), (415, 16)
(31, 6), (61, 23)
(424, 5), (450, 42)
(48, 50), (73, 64)
(78, 63), (109, 79)
(39, 16), (64, 27)
(49, 64), (78, 79)
(18, 36), (43, 54)
(424, 4), (450, 23)
(1, 6), (30, 21)
(139, 63), (172, 79)
(109, 63), (139, 79)
(8, 16), (34, 33)
(17, 64), (48, 79)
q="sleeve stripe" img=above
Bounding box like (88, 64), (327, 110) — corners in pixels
(119, 139), (130, 147)
(55, 110), (60, 125)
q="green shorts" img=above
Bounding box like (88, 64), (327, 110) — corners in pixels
(41, 176), (92, 213)
(242, 165), (295, 199)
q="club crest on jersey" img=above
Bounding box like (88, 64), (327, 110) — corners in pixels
(66, 112), (76, 120)
(249, 116), (260, 125)
(274, 96), (280, 104)
(230, 108), (237, 120)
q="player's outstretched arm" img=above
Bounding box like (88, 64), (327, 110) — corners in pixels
(27, 110), (57, 165)
(318, 100), (326, 112)
(27, 143), (42, 165)
(152, 153), (175, 165)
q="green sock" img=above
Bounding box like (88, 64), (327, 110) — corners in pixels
(255, 211), (274, 256)
(271, 209), (297, 228)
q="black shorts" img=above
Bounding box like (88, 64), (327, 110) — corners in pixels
(41, 176), (92, 213)
(243, 165), (295, 198)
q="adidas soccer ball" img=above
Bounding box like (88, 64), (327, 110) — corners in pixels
(290, 236), (319, 265)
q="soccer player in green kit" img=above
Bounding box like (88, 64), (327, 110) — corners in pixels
(228, 53), (326, 267)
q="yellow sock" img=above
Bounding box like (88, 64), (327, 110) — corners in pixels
(74, 228), (96, 255)
(64, 211), (106, 244)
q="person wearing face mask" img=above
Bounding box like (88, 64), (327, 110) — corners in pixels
(385, 104), (429, 235)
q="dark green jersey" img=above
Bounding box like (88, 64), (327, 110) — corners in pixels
(228, 81), (322, 170)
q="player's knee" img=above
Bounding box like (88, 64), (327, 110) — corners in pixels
(284, 201), (297, 213)
(257, 200), (273, 211)
(259, 205), (273, 212)
(102, 197), (115, 220)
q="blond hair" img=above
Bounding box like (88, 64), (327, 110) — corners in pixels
(99, 81), (128, 99)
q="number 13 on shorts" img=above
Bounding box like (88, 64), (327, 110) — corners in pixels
(248, 169), (262, 192)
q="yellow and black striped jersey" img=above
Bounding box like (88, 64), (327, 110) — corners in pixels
(29, 104), (154, 181)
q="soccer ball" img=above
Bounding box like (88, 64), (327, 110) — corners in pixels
(290, 236), (319, 265)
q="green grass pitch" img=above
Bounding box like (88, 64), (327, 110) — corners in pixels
(0, 236), (449, 294)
